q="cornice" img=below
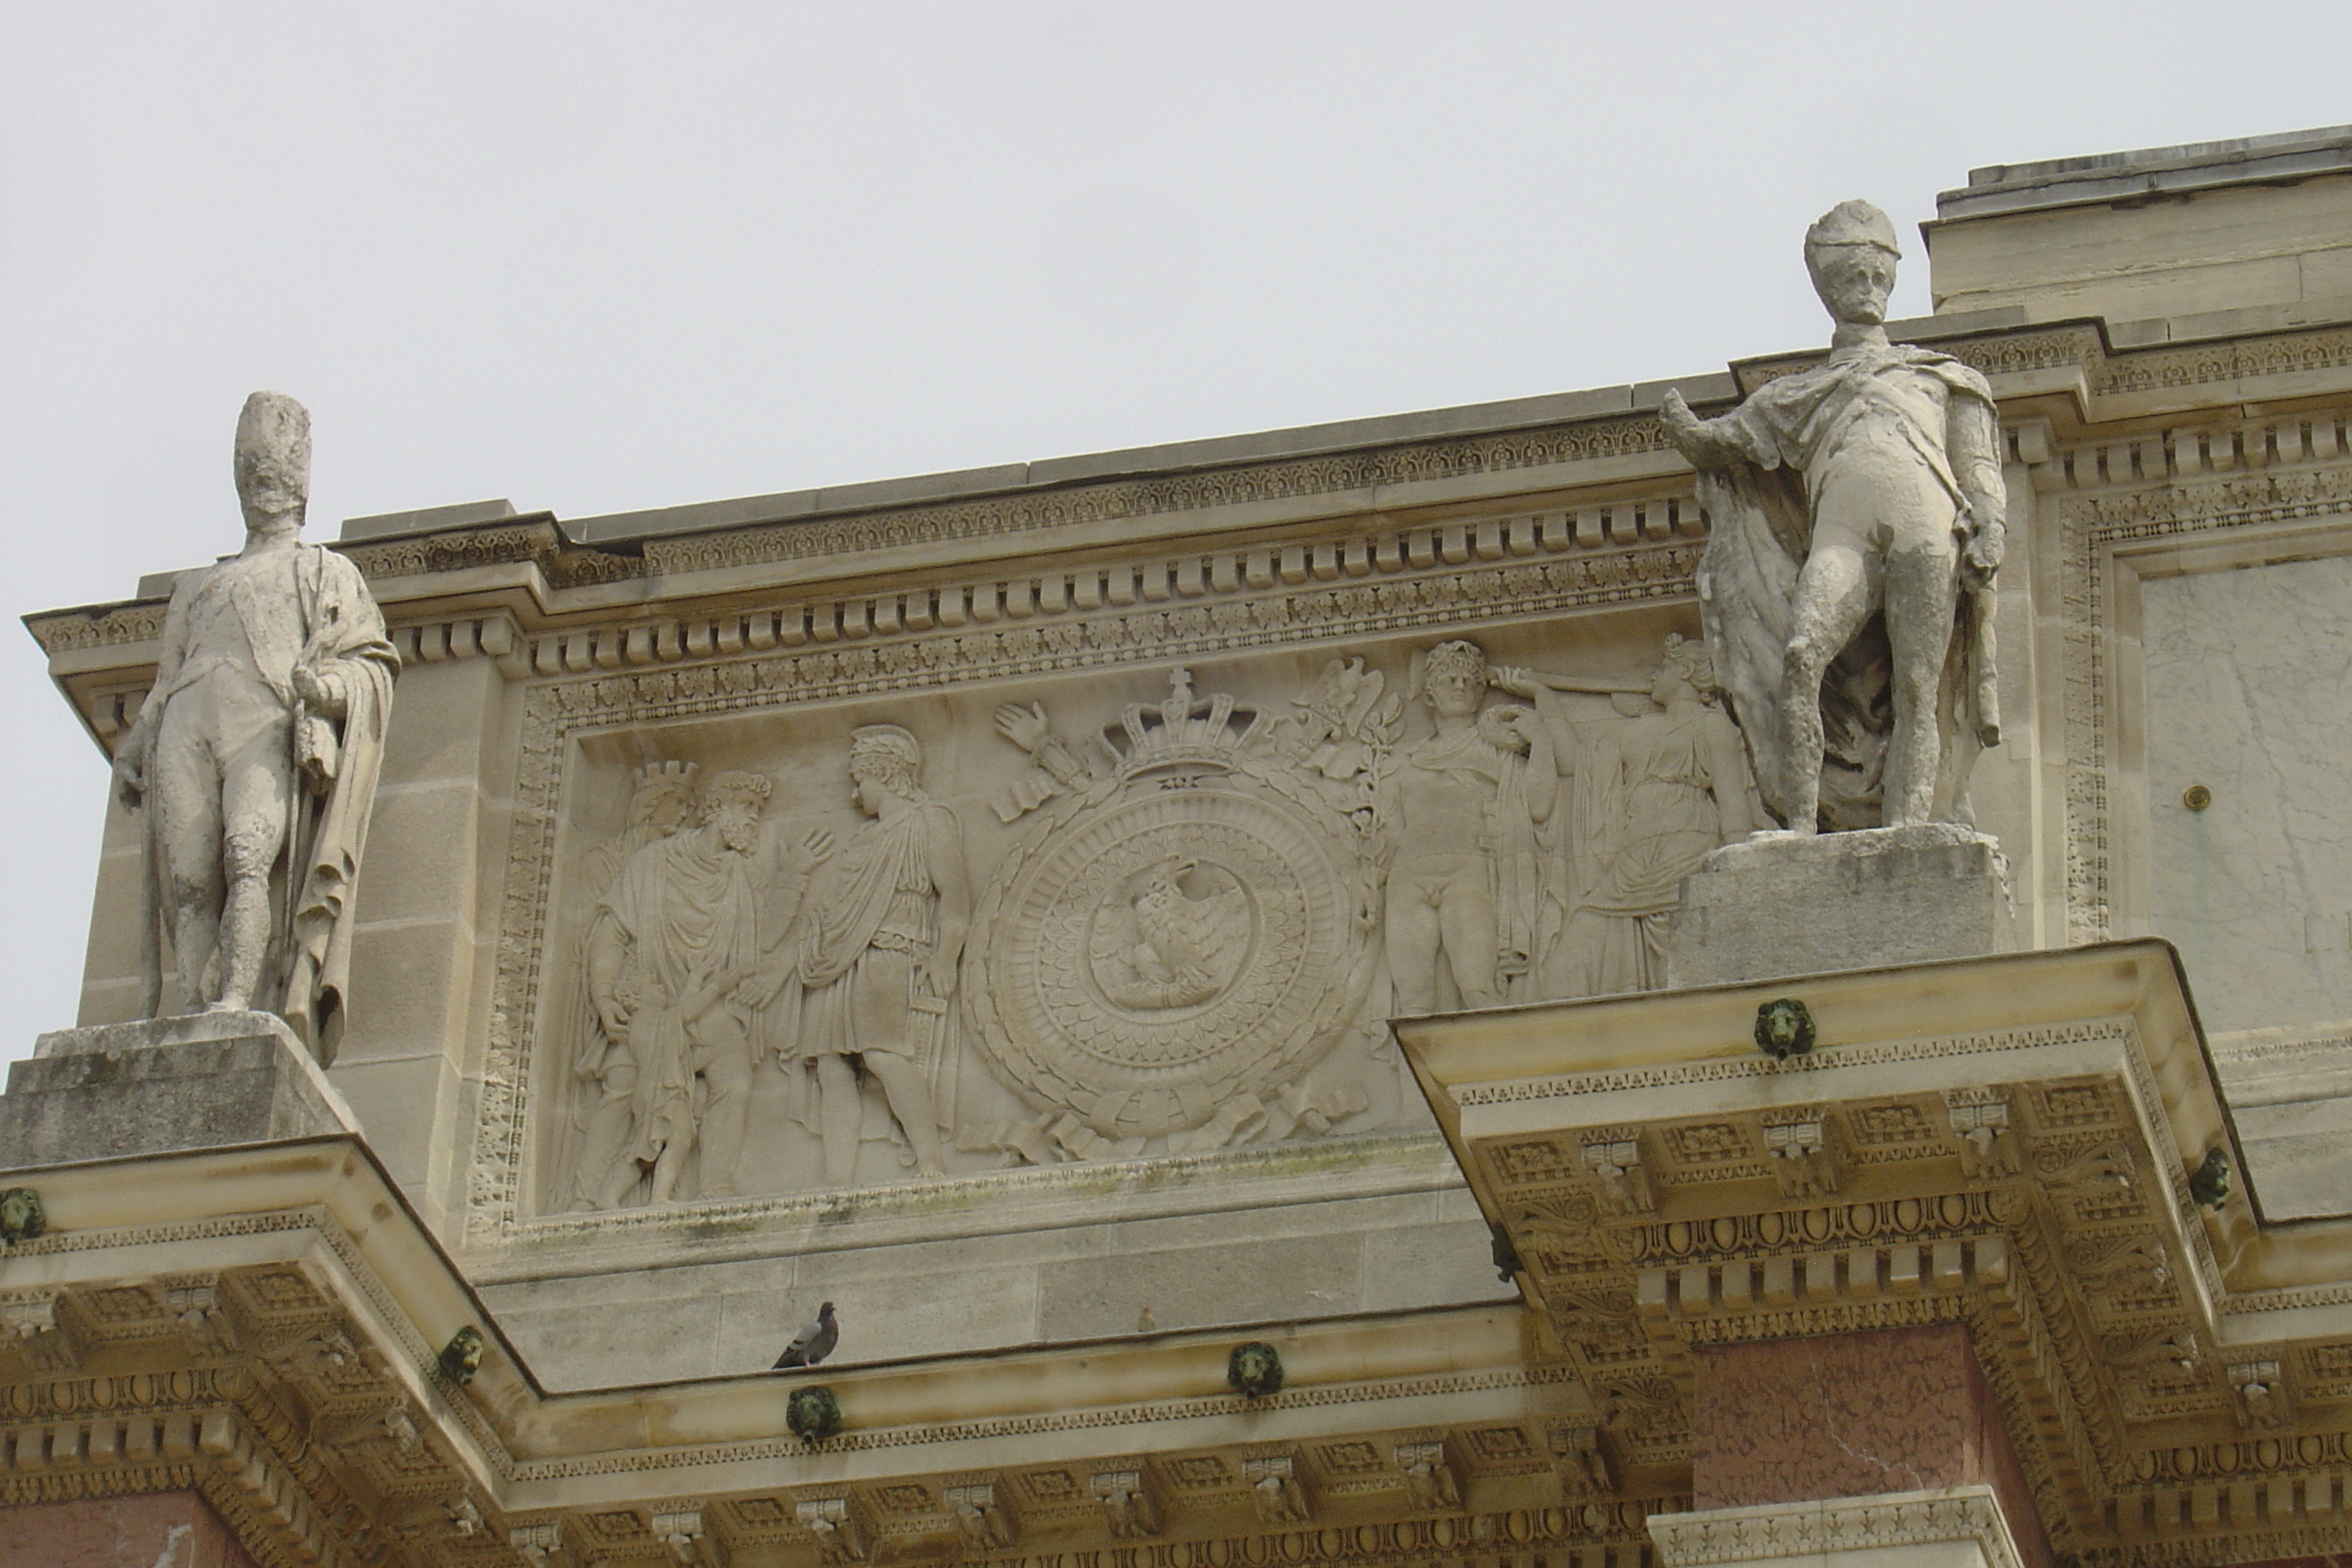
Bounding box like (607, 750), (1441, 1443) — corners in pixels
(0, 1138), (1676, 1568)
(1400, 943), (2352, 1567)
(27, 315), (2352, 681)
(1650, 1485), (2025, 1568)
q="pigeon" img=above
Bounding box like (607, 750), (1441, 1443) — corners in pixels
(773, 1302), (838, 1369)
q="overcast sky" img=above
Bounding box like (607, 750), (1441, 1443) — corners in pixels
(5, 3), (2349, 1065)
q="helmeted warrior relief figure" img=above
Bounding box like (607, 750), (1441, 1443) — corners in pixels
(780, 725), (968, 1184)
(1550, 633), (1757, 995)
(1383, 640), (1557, 1014)
(111, 393), (398, 1063)
(584, 770), (782, 1205)
(1660, 200), (2004, 832)
(564, 760), (700, 1210)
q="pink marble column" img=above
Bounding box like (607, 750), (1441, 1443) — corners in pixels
(0, 1490), (259, 1568)
(1690, 1322), (2053, 1568)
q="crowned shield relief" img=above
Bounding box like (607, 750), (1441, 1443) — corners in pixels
(968, 667), (1387, 1159)
(532, 629), (1762, 1214)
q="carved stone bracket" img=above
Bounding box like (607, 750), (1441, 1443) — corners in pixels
(1760, 1115), (1838, 1198)
(1945, 1089), (2019, 1180)
(1091, 1469), (1161, 1539)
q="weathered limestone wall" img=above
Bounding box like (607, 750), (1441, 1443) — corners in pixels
(330, 652), (514, 1231)
(1927, 127), (2352, 329)
(2141, 551), (2352, 1220)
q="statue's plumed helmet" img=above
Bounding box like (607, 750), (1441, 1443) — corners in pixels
(1805, 200), (1901, 259)
(233, 390), (312, 496)
(849, 724), (926, 799)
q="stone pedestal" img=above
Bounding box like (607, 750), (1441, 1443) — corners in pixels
(0, 1012), (358, 1170)
(1666, 824), (2008, 987)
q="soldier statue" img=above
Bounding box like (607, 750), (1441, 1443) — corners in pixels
(112, 393), (398, 1062)
(1660, 201), (2004, 833)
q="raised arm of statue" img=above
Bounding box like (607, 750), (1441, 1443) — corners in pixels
(1488, 671), (1565, 827)
(1658, 388), (1753, 473)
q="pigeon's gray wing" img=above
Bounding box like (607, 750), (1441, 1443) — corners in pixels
(772, 1316), (823, 1368)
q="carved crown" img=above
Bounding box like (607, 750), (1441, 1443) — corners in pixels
(1101, 668), (1258, 777)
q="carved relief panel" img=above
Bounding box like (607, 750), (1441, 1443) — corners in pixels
(520, 614), (1762, 1218)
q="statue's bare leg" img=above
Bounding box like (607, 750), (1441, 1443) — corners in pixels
(153, 733), (227, 1013)
(214, 740), (293, 1012)
(816, 1053), (862, 1185)
(1880, 532), (1962, 827)
(1779, 532), (1879, 833)
(852, 951), (945, 1175)
(596, 1157), (643, 1210)
(1436, 867), (1503, 1007)
(648, 1133), (689, 1205)
(1385, 869), (1445, 1014)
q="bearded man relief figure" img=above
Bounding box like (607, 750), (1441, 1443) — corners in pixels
(111, 393), (397, 1062)
(583, 770), (831, 1206)
(1660, 201), (2004, 832)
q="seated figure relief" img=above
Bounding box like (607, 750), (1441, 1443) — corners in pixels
(547, 634), (1756, 1209)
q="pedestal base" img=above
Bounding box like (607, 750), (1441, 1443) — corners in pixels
(1666, 823), (2009, 987)
(0, 1012), (358, 1170)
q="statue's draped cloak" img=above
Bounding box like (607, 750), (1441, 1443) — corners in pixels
(597, 828), (761, 1167)
(776, 801), (962, 1144)
(132, 543), (397, 1063)
(1691, 345), (2002, 829)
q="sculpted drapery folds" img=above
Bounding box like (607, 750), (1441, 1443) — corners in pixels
(1548, 634), (1757, 995)
(564, 761), (700, 1210)
(110, 392), (397, 1064)
(583, 770), (801, 1206)
(776, 724), (969, 1185)
(1661, 200), (2004, 833)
